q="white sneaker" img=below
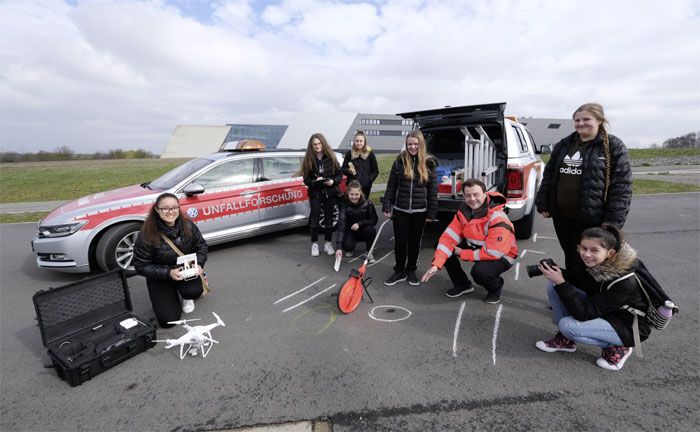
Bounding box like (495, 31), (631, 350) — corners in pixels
(181, 299), (195, 314)
(323, 241), (335, 255)
(367, 253), (376, 264)
(311, 243), (320, 256)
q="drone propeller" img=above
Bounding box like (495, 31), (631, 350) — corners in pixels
(167, 318), (201, 325)
(212, 312), (225, 327)
(152, 339), (172, 343)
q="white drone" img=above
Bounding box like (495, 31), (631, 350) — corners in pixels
(154, 312), (225, 359)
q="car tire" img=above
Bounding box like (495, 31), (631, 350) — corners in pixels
(95, 222), (142, 274)
(514, 209), (535, 240)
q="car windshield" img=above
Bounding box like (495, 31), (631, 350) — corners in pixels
(148, 158), (213, 190)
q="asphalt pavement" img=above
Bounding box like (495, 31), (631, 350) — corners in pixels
(1, 193), (699, 431)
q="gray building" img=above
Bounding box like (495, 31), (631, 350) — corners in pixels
(161, 112), (572, 157)
(517, 117), (574, 147)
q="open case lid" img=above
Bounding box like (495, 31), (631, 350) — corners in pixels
(33, 270), (133, 347)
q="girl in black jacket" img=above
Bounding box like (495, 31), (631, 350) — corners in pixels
(134, 193), (208, 327)
(341, 130), (379, 197)
(334, 180), (379, 262)
(535, 103), (632, 274)
(299, 133), (342, 257)
(535, 224), (652, 371)
(382, 130), (438, 286)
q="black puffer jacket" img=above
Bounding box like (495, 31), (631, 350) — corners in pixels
(303, 154), (342, 199)
(555, 243), (651, 347)
(382, 153), (438, 219)
(341, 148), (379, 192)
(134, 218), (208, 280)
(535, 131), (632, 227)
(335, 197), (378, 246)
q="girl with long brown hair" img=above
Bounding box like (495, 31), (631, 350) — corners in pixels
(299, 133), (342, 256)
(382, 130), (438, 286)
(341, 130), (379, 197)
(134, 193), (208, 327)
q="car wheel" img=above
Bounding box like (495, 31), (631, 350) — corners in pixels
(95, 222), (142, 273)
(514, 209), (535, 240)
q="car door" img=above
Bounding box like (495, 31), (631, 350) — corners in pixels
(257, 154), (308, 229)
(178, 156), (260, 244)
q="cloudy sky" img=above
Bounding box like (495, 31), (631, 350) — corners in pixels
(1, 0), (699, 154)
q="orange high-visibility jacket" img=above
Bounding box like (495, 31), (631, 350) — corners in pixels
(432, 192), (518, 269)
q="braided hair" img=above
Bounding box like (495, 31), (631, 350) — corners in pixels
(574, 103), (611, 201)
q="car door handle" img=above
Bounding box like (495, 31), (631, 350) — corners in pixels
(240, 190), (257, 196)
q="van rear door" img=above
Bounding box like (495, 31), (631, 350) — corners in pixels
(397, 103), (506, 128)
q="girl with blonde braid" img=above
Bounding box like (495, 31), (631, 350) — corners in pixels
(535, 103), (632, 276)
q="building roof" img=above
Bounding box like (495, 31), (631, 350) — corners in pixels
(160, 125), (231, 158)
(276, 111), (359, 149)
(517, 117), (574, 146)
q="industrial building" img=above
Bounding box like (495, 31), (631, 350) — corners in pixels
(160, 112), (573, 158)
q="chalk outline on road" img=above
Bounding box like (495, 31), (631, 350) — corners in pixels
(367, 305), (412, 323)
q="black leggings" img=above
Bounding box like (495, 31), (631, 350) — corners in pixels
(309, 195), (337, 242)
(340, 225), (377, 253)
(552, 215), (595, 274)
(392, 211), (427, 273)
(146, 276), (203, 328)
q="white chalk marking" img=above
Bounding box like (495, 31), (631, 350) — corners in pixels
(368, 305), (412, 322)
(492, 304), (503, 366)
(282, 284), (337, 313)
(514, 262), (520, 280)
(519, 249), (546, 259)
(452, 301), (466, 357)
(274, 276), (327, 304)
(368, 251), (393, 268)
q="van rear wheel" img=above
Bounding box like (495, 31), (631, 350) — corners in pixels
(514, 210), (535, 240)
(95, 222), (142, 274)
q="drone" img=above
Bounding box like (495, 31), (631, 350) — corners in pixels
(153, 312), (225, 359)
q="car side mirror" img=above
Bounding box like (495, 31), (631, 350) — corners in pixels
(538, 144), (552, 155)
(183, 183), (205, 197)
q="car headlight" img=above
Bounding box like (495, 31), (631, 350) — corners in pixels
(38, 221), (88, 238)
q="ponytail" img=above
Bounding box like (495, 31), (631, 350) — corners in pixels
(580, 223), (624, 251)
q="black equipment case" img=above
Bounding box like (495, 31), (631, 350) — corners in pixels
(33, 270), (156, 386)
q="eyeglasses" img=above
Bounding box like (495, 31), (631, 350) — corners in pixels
(157, 206), (180, 213)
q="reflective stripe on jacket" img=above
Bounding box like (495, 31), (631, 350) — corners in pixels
(432, 192), (518, 269)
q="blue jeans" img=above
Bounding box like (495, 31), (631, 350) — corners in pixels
(546, 281), (623, 348)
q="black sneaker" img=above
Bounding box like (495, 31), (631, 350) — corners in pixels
(407, 271), (420, 286)
(445, 285), (475, 298)
(483, 292), (501, 304)
(384, 271), (407, 286)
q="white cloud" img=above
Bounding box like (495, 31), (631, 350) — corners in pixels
(1, 0), (699, 153)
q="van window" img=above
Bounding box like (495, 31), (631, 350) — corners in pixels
(511, 125), (528, 153)
(260, 156), (302, 181)
(193, 158), (255, 190)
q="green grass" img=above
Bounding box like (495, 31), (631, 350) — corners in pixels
(0, 212), (49, 224)
(628, 148), (700, 159)
(0, 158), (190, 203)
(632, 179), (700, 194)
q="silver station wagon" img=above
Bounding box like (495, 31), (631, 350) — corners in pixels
(32, 141), (343, 273)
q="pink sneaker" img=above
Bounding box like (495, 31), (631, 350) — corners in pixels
(596, 346), (633, 370)
(535, 332), (577, 353)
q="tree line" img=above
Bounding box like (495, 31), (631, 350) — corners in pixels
(0, 146), (156, 163)
(651, 131), (699, 149)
